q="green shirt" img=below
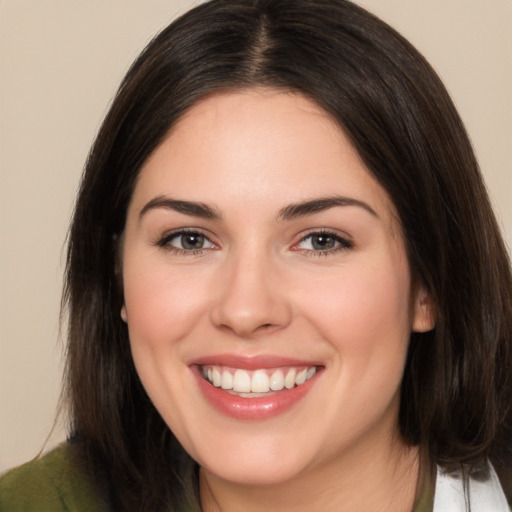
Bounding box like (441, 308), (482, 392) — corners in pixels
(2, 443), (508, 512)
(0, 445), (109, 512)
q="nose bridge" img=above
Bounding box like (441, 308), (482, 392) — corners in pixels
(211, 240), (291, 337)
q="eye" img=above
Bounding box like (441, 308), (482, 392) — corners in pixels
(295, 231), (353, 253)
(158, 230), (216, 252)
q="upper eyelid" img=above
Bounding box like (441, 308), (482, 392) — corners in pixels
(156, 227), (216, 246)
(292, 230), (354, 251)
(154, 227), (353, 248)
(295, 228), (353, 243)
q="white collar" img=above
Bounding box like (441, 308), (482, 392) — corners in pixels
(433, 462), (509, 512)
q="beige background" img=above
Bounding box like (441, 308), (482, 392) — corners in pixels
(1, 0), (511, 472)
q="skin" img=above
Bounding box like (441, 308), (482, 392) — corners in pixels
(121, 89), (434, 511)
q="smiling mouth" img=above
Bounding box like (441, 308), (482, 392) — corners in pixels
(200, 365), (318, 397)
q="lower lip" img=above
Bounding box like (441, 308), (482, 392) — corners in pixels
(192, 366), (320, 421)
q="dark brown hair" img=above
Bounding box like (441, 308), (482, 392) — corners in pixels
(64, 0), (512, 509)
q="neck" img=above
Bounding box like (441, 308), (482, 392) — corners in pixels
(200, 436), (421, 512)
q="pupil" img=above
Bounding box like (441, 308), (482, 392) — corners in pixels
(312, 235), (334, 250)
(182, 234), (203, 250)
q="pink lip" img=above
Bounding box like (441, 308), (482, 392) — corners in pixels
(190, 356), (323, 421)
(189, 353), (322, 370)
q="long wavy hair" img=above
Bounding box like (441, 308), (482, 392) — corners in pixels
(63, 0), (512, 509)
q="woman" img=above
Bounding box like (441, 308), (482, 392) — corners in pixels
(1, 0), (511, 510)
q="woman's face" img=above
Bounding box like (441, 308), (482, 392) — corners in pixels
(121, 89), (432, 486)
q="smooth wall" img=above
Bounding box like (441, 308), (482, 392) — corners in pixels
(1, 0), (511, 471)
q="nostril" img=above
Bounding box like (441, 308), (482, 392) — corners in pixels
(257, 323), (276, 332)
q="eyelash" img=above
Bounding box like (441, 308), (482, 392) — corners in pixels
(155, 229), (353, 256)
(293, 230), (354, 257)
(156, 228), (216, 255)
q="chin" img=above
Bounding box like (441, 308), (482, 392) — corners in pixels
(200, 454), (309, 487)
(187, 424), (327, 487)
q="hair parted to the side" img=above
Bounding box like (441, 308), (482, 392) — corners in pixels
(63, 0), (512, 510)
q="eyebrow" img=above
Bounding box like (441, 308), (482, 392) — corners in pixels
(139, 194), (378, 222)
(277, 196), (379, 220)
(139, 196), (222, 220)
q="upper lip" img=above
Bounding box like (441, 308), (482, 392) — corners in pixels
(188, 353), (323, 370)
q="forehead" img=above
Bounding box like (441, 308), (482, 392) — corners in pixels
(131, 88), (397, 225)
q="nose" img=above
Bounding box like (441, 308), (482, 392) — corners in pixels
(210, 250), (292, 338)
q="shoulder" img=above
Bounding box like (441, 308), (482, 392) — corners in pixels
(0, 443), (110, 512)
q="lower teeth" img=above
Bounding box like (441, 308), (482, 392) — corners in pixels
(231, 391), (276, 398)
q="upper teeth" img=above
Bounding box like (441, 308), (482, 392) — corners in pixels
(203, 366), (317, 394)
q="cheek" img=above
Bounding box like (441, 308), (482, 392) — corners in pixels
(298, 258), (412, 362)
(121, 256), (205, 435)
(299, 261), (412, 432)
(122, 255), (208, 351)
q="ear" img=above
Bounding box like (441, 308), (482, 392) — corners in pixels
(121, 305), (128, 323)
(412, 286), (435, 333)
